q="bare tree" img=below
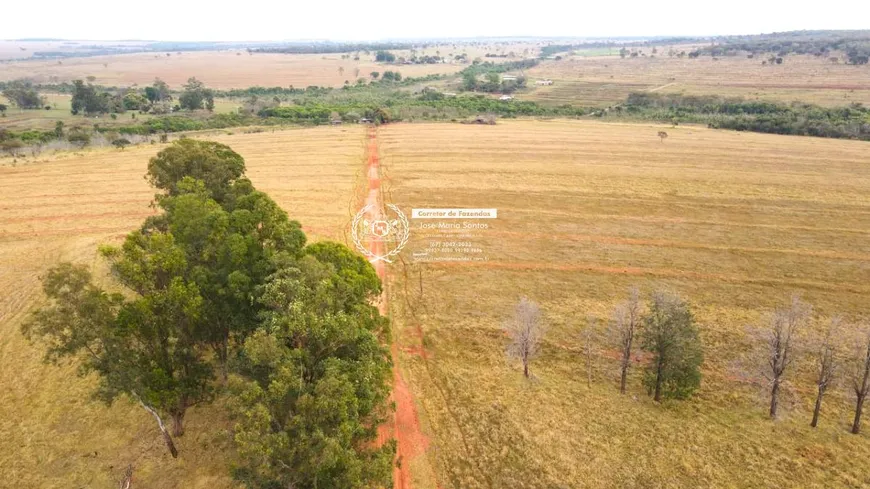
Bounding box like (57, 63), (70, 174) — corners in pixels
(760, 295), (811, 419)
(504, 297), (545, 378)
(582, 315), (598, 388)
(849, 323), (870, 434)
(135, 392), (178, 458)
(811, 317), (841, 428)
(119, 465), (133, 489)
(609, 286), (641, 394)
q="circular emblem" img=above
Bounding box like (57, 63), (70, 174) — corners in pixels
(351, 204), (410, 263)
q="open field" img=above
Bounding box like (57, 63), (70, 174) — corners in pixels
(0, 93), (241, 131)
(522, 54), (870, 107)
(0, 40), (152, 61)
(379, 121), (870, 488)
(0, 51), (469, 89)
(4, 118), (870, 488)
(0, 126), (367, 488)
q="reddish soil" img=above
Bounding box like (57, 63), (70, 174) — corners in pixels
(365, 127), (430, 489)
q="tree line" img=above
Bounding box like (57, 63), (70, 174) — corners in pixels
(621, 92), (870, 141)
(689, 31), (870, 65)
(505, 289), (870, 433)
(1, 79), (46, 109)
(23, 140), (394, 488)
(70, 77), (215, 116)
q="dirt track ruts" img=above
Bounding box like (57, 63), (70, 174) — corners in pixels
(365, 127), (431, 489)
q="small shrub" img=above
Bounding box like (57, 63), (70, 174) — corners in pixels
(112, 138), (131, 150)
(68, 132), (91, 148)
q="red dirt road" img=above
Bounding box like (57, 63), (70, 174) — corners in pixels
(365, 127), (430, 489)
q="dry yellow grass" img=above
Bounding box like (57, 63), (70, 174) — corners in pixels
(0, 51), (467, 89)
(0, 126), (367, 488)
(523, 55), (870, 107)
(379, 121), (870, 488)
(5, 118), (870, 488)
(0, 40), (150, 61)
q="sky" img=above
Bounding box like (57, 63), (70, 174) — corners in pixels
(3, 0), (869, 41)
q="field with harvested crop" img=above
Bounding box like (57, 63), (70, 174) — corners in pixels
(0, 126), (367, 488)
(522, 54), (870, 107)
(379, 121), (870, 489)
(0, 40), (150, 61)
(3, 118), (870, 489)
(0, 51), (468, 89)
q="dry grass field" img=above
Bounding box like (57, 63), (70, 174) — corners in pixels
(0, 51), (467, 89)
(3, 118), (870, 489)
(0, 126), (368, 488)
(523, 54), (870, 107)
(379, 121), (870, 489)
(0, 40), (150, 61)
(0, 93), (241, 131)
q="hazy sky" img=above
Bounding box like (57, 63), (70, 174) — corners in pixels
(4, 0), (869, 41)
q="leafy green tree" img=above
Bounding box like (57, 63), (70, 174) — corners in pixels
(22, 253), (213, 458)
(54, 120), (64, 138)
(0, 103), (7, 116)
(179, 77), (214, 111)
(2, 80), (45, 109)
(3, 81), (35, 109)
(640, 290), (703, 401)
(146, 139), (246, 203)
(144, 140), (306, 376)
(146, 177), (306, 377)
(145, 78), (172, 104)
(123, 92), (149, 111)
(370, 71), (379, 79)
(462, 71), (478, 91)
(112, 138), (131, 149)
(71, 80), (109, 115)
(375, 50), (396, 62)
(144, 86), (159, 104)
(23, 137), (395, 481)
(229, 248), (393, 489)
(381, 71), (402, 82)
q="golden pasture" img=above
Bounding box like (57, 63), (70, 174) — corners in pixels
(380, 121), (870, 488)
(0, 126), (367, 488)
(0, 40), (150, 61)
(0, 51), (466, 89)
(523, 54), (870, 107)
(3, 119), (870, 488)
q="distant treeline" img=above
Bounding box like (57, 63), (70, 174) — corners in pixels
(113, 113), (257, 135)
(260, 94), (584, 123)
(624, 93), (870, 141)
(459, 59), (539, 77)
(691, 30), (870, 64)
(539, 42), (619, 57)
(253, 42), (426, 55)
(538, 37), (708, 57)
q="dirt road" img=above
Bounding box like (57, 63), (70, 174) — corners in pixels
(365, 127), (431, 489)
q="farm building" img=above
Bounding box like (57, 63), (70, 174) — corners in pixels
(536, 79), (554, 86)
(501, 75), (518, 81)
(499, 95), (513, 101)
